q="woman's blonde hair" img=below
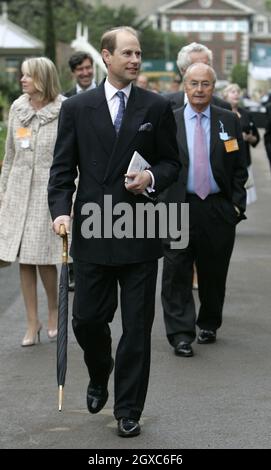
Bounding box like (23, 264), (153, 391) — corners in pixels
(222, 83), (241, 100)
(22, 57), (60, 102)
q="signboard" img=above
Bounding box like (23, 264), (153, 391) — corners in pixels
(251, 43), (271, 68)
(141, 60), (177, 73)
(171, 20), (248, 33)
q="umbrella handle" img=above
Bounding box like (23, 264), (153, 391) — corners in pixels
(59, 224), (68, 264)
(58, 385), (63, 412)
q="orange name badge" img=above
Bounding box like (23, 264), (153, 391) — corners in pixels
(224, 138), (239, 153)
(16, 127), (32, 139)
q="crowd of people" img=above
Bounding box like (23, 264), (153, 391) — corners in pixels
(0, 28), (268, 438)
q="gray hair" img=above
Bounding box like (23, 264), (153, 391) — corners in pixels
(176, 42), (213, 75)
(183, 63), (217, 84)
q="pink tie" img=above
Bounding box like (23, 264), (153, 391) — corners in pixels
(194, 113), (211, 200)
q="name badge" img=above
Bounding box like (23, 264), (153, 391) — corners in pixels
(21, 139), (30, 149)
(219, 132), (229, 141)
(224, 139), (239, 153)
(16, 128), (32, 149)
(16, 127), (32, 139)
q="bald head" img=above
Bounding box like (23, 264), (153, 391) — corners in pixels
(183, 63), (216, 112)
(184, 63), (216, 84)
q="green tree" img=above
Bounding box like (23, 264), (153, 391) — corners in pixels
(8, 1), (186, 61)
(231, 64), (248, 89)
(44, 0), (56, 62)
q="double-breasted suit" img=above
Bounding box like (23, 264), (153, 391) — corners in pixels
(162, 104), (248, 346)
(48, 81), (180, 420)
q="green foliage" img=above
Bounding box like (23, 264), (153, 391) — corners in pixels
(265, 0), (271, 11)
(44, 0), (56, 62)
(7, 0), (186, 61)
(0, 75), (21, 104)
(0, 123), (7, 164)
(140, 29), (186, 61)
(230, 64), (248, 89)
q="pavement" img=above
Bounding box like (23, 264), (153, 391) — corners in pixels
(0, 135), (270, 450)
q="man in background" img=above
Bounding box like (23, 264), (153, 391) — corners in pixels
(64, 51), (96, 97)
(164, 42), (231, 111)
(162, 63), (247, 358)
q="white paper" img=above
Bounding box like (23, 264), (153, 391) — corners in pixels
(126, 151), (154, 199)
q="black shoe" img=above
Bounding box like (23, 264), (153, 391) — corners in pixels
(197, 329), (216, 344)
(117, 418), (141, 437)
(86, 359), (114, 414)
(174, 341), (194, 357)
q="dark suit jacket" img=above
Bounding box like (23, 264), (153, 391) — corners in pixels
(264, 102), (271, 157)
(163, 104), (248, 223)
(48, 82), (180, 265)
(64, 87), (77, 98)
(164, 90), (232, 111)
(238, 107), (260, 167)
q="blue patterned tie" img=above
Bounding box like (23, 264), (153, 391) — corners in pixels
(114, 91), (125, 133)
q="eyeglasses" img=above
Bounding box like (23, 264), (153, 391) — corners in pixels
(187, 81), (214, 89)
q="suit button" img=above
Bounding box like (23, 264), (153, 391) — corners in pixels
(92, 160), (97, 165)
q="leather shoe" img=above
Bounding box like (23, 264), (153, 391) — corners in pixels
(86, 358), (114, 414)
(117, 418), (141, 437)
(197, 329), (216, 344)
(174, 341), (194, 357)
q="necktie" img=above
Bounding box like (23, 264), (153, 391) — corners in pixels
(114, 91), (125, 133)
(194, 113), (211, 200)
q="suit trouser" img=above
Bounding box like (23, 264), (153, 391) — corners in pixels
(72, 259), (158, 421)
(162, 193), (236, 346)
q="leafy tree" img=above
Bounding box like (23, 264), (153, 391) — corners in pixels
(7, 1), (185, 61)
(44, 0), (56, 62)
(231, 64), (248, 89)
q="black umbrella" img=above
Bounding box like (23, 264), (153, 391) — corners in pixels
(57, 224), (69, 411)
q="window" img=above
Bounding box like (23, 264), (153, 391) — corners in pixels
(256, 21), (264, 33)
(199, 32), (213, 41)
(223, 50), (236, 74)
(5, 58), (21, 81)
(224, 32), (236, 41)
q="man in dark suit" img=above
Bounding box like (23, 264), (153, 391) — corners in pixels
(161, 63), (248, 358)
(64, 51), (96, 98)
(48, 26), (180, 437)
(64, 51), (96, 291)
(164, 42), (231, 111)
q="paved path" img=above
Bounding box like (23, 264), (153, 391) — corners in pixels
(0, 136), (270, 449)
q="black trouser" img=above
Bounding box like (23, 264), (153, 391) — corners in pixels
(162, 193), (236, 346)
(72, 259), (158, 421)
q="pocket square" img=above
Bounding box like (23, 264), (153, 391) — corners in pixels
(139, 122), (153, 132)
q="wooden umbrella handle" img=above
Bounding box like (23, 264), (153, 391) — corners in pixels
(59, 224), (68, 264)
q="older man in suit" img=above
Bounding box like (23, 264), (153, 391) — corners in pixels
(161, 63), (248, 358)
(165, 42), (231, 111)
(48, 26), (180, 437)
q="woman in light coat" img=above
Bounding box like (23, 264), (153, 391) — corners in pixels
(0, 57), (64, 346)
(222, 83), (260, 205)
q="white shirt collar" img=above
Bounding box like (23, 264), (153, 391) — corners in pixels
(104, 78), (132, 102)
(76, 81), (96, 93)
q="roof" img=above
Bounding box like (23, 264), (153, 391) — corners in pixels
(0, 15), (43, 49)
(85, 0), (269, 18)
